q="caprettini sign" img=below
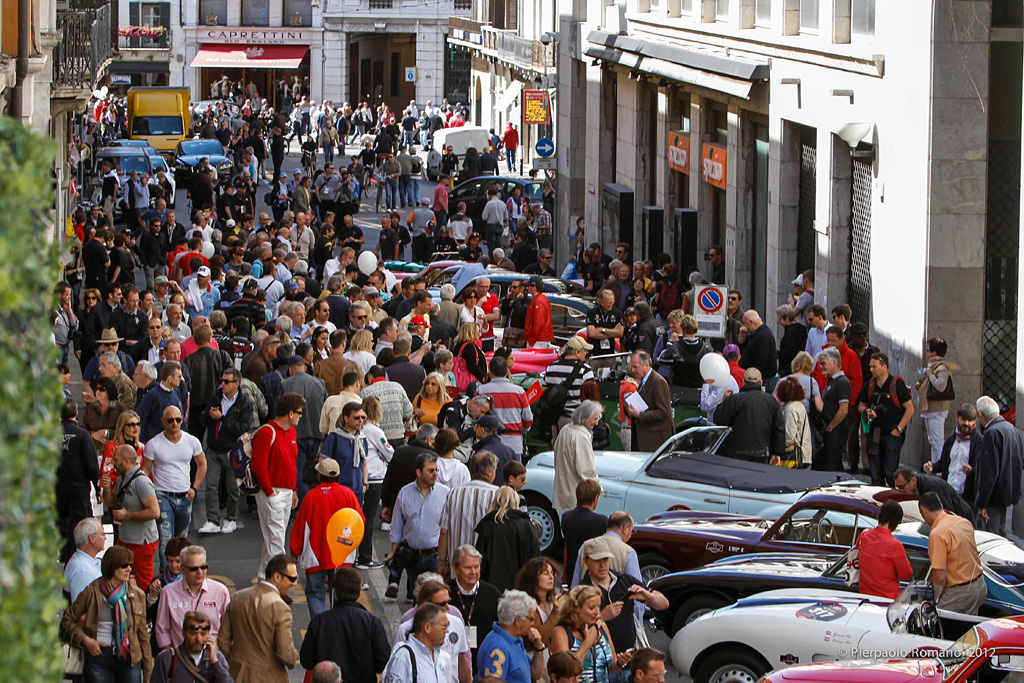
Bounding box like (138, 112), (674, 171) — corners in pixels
(523, 89), (551, 125)
(668, 131), (689, 174)
(701, 143), (727, 190)
(694, 284), (728, 338)
(200, 29), (316, 44)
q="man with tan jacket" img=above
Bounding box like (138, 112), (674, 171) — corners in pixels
(218, 553), (299, 683)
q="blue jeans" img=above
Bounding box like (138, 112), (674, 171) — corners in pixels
(485, 224), (503, 256)
(85, 651), (141, 683)
(402, 130), (416, 149)
(304, 568), (335, 619)
(506, 147), (517, 172)
(323, 143), (334, 164)
(157, 492), (192, 572)
(410, 177), (421, 204)
(296, 437), (321, 501)
(385, 180), (399, 209)
(399, 177), (413, 207)
(869, 430), (903, 487)
(419, 130), (429, 148)
(357, 483), (381, 564)
(389, 549), (438, 599)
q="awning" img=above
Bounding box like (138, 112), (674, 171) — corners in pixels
(584, 45), (756, 100)
(494, 80), (523, 113)
(190, 45), (309, 69)
(109, 60), (171, 75)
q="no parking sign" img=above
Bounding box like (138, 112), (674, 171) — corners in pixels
(695, 285), (728, 338)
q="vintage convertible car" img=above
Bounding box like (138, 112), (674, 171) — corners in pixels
(630, 485), (921, 584)
(760, 615), (1024, 683)
(673, 586), (966, 683)
(522, 426), (856, 555)
(651, 521), (1024, 634)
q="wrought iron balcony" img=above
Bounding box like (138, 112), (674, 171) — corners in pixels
(54, 2), (114, 91)
(118, 32), (170, 50)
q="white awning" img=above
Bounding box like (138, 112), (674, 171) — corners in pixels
(494, 80), (523, 113)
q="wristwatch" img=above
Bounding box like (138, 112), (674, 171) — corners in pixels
(896, 427), (905, 435)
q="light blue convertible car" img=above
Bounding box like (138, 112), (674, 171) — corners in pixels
(523, 426), (858, 554)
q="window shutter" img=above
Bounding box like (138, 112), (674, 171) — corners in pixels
(129, 2), (140, 47)
(507, 0), (518, 31)
(159, 2), (170, 30)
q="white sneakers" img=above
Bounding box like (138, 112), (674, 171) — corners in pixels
(220, 520), (237, 534)
(197, 522), (221, 535)
(381, 522), (391, 531)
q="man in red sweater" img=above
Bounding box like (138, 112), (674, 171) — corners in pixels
(252, 391), (306, 578)
(502, 122), (519, 174)
(289, 457), (364, 618)
(524, 276), (553, 349)
(812, 326), (863, 401)
(853, 500), (912, 599)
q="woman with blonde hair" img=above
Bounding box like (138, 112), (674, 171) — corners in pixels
(100, 410), (143, 484)
(453, 321), (487, 386)
(551, 585), (630, 683)
(785, 350), (823, 415)
(413, 372), (451, 426)
(474, 485), (539, 592)
(356, 396), (392, 569)
(344, 328), (376, 375)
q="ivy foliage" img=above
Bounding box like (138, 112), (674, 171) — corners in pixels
(0, 118), (64, 682)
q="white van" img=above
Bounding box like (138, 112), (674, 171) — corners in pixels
(432, 126), (490, 156)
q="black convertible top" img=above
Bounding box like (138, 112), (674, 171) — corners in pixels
(646, 451), (852, 494)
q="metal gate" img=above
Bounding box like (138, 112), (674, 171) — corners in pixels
(444, 43), (471, 106)
(797, 143), (817, 274)
(983, 140), (1020, 412)
(849, 158), (873, 323)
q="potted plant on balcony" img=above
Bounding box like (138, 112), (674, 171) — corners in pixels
(118, 25), (168, 38)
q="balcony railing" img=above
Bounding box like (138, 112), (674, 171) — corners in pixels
(482, 26), (555, 70)
(454, 0), (471, 9)
(368, 0), (392, 7)
(54, 2), (114, 90)
(118, 32), (170, 50)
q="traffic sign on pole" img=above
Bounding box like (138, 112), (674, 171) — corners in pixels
(695, 285), (728, 338)
(535, 137), (555, 158)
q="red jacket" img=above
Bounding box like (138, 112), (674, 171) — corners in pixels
(289, 482), (364, 573)
(525, 293), (553, 346)
(855, 525), (912, 599)
(812, 340), (863, 402)
(502, 126), (519, 149)
(728, 360), (746, 387)
(250, 421), (298, 495)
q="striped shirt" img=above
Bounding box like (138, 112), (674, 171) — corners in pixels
(360, 380), (415, 441)
(439, 480), (498, 565)
(475, 377), (533, 455)
(543, 358), (595, 418)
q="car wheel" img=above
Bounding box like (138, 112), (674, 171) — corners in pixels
(672, 594), (730, 634)
(524, 492), (563, 558)
(694, 647), (770, 683)
(638, 553), (674, 584)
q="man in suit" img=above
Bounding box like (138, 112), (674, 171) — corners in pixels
(926, 403), (983, 508)
(218, 553), (299, 683)
(974, 396), (1024, 536)
(626, 351), (675, 452)
(312, 330), (357, 396)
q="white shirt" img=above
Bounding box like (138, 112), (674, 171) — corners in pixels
(143, 431), (204, 493)
(948, 438), (971, 494)
(383, 634), (452, 683)
(220, 390), (238, 415)
(363, 421), (394, 482)
(345, 350), (377, 376)
(436, 457), (471, 490)
(396, 611), (468, 683)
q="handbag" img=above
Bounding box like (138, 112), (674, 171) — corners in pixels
(405, 396), (422, 438)
(926, 369), (955, 402)
(451, 343), (476, 393)
(63, 643), (84, 675)
(780, 407), (807, 469)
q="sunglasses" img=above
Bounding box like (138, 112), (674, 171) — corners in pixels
(185, 624), (211, 632)
(433, 599), (450, 606)
(293, 410), (304, 416)
(221, 378), (237, 384)
(85, 296), (98, 301)
(125, 422), (140, 428)
(351, 415), (366, 421)
(165, 417), (183, 423)
(104, 342), (118, 347)
(119, 563), (133, 570)
(186, 564), (209, 572)
(149, 325), (162, 330)
(282, 574), (299, 583)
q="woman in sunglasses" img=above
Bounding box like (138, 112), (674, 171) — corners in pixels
(99, 410), (143, 485)
(79, 287), (104, 372)
(63, 544), (154, 682)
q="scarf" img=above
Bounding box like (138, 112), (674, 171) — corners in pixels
(162, 566), (183, 586)
(955, 425), (974, 442)
(335, 427), (366, 468)
(100, 578), (131, 660)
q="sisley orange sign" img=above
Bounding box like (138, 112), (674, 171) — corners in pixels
(668, 131), (690, 174)
(701, 143), (728, 190)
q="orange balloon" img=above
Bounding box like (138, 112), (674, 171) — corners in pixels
(326, 508), (365, 567)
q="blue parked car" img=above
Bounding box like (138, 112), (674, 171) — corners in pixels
(523, 426), (856, 555)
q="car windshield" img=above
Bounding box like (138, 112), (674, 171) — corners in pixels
(940, 627), (980, 678)
(103, 155), (150, 174)
(981, 542), (1024, 586)
(131, 116), (184, 136)
(181, 140), (225, 156)
(524, 182), (544, 202)
(149, 156), (169, 173)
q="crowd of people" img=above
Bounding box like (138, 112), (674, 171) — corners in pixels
(53, 88), (1024, 683)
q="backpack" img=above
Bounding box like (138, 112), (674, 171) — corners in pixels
(410, 156), (422, 174)
(529, 361), (586, 441)
(866, 376), (905, 409)
(658, 280), (681, 317)
(230, 424), (275, 496)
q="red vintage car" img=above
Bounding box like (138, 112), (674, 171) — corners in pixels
(761, 616), (1024, 683)
(630, 485), (920, 584)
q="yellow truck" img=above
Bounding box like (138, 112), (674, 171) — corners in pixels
(127, 87), (190, 156)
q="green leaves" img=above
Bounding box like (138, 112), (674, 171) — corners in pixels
(0, 118), (64, 682)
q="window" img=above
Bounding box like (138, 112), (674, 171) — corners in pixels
(851, 0), (874, 36)
(681, 0), (691, 12)
(199, 0), (227, 24)
(799, 0), (818, 31)
(241, 0), (269, 27)
(283, 0), (312, 25)
(716, 0), (729, 19)
(767, 508), (861, 546)
(755, 0), (771, 24)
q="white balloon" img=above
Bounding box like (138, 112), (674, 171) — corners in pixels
(357, 250), (378, 275)
(201, 241), (215, 259)
(100, 86), (109, 97)
(93, 89), (103, 99)
(699, 353), (732, 388)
